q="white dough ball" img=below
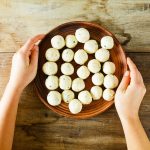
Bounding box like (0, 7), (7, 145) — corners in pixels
(88, 59), (101, 73)
(95, 48), (110, 62)
(59, 75), (72, 90)
(74, 49), (88, 65)
(62, 90), (75, 103)
(104, 74), (119, 89)
(42, 62), (58, 75)
(72, 78), (85, 92)
(65, 35), (78, 48)
(51, 35), (65, 49)
(75, 28), (90, 43)
(62, 49), (74, 62)
(84, 40), (98, 54)
(77, 66), (90, 79)
(78, 90), (92, 104)
(61, 63), (74, 75)
(47, 91), (61, 106)
(92, 73), (104, 86)
(45, 75), (58, 90)
(103, 61), (116, 74)
(90, 86), (102, 100)
(101, 36), (114, 49)
(69, 99), (82, 114)
(103, 89), (115, 101)
(45, 48), (60, 62)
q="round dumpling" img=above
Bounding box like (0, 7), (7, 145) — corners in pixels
(62, 49), (74, 62)
(75, 28), (90, 43)
(78, 90), (92, 104)
(72, 78), (85, 92)
(45, 48), (60, 62)
(95, 48), (110, 62)
(103, 61), (116, 74)
(62, 90), (75, 103)
(90, 86), (102, 100)
(69, 99), (82, 114)
(42, 62), (58, 75)
(61, 63), (74, 75)
(101, 36), (114, 49)
(103, 89), (115, 101)
(65, 35), (78, 48)
(47, 91), (61, 106)
(103, 74), (119, 89)
(59, 75), (72, 90)
(77, 66), (90, 79)
(74, 49), (88, 65)
(88, 59), (101, 73)
(92, 73), (104, 86)
(51, 35), (65, 49)
(45, 75), (58, 90)
(84, 40), (98, 54)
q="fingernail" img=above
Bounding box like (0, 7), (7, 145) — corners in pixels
(124, 71), (129, 76)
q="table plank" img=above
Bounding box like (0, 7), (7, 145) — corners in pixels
(0, 52), (149, 150)
(0, 0), (150, 53)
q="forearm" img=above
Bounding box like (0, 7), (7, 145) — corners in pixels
(0, 82), (22, 150)
(120, 116), (150, 150)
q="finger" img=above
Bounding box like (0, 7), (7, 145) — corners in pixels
(127, 57), (140, 84)
(20, 34), (45, 53)
(30, 45), (39, 68)
(117, 70), (130, 91)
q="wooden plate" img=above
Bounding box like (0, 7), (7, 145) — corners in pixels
(34, 21), (127, 119)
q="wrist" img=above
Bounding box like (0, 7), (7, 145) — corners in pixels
(7, 80), (24, 94)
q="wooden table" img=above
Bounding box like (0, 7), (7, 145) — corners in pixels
(0, 1), (149, 150)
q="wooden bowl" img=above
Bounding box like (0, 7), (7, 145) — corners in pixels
(34, 21), (127, 119)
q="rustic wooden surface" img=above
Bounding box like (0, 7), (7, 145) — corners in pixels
(0, 0), (149, 150)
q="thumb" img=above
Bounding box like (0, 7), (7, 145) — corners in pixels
(117, 71), (130, 91)
(30, 45), (39, 68)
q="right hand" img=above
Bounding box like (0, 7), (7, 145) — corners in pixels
(115, 57), (146, 120)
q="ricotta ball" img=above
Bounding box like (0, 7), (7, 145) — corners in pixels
(103, 61), (116, 74)
(88, 59), (101, 73)
(84, 40), (98, 54)
(103, 89), (115, 101)
(61, 63), (74, 75)
(69, 99), (82, 114)
(103, 74), (119, 89)
(78, 90), (92, 104)
(59, 75), (72, 90)
(45, 48), (60, 62)
(42, 62), (58, 75)
(62, 90), (75, 103)
(101, 36), (114, 49)
(47, 91), (61, 106)
(51, 35), (65, 49)
(45, 75), (58, 90)
(65, 35), (78, 48)
(72, 78), (85, 92)
(62, 49), (74, 62)
(75, 28), (90, 43)
(74, 49), (88, 65)
(92, 73), (104, 86)
(95, 48), (110, 62)
(90, 86), (102, 100)
(77, 66), (90, 79)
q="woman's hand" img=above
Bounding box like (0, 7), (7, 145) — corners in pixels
(115, 57), (146, 120)
(9, 34), (45, 91)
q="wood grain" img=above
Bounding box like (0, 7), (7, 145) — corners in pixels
(0, 52), (149, 150)
(0, 0), (150, 52)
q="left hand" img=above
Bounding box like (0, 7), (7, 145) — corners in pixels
(9, 34), (45, 91)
